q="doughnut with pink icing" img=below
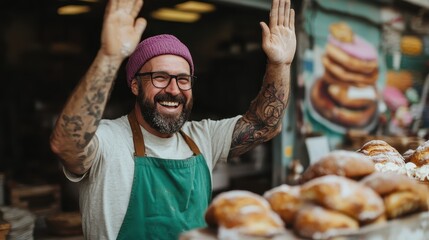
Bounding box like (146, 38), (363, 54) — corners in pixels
(328, 35), (378, 61)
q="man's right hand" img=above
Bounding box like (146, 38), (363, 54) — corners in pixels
(100, 0), (147, 59)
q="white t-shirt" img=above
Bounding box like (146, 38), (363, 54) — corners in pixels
(64, 115), (241, 240)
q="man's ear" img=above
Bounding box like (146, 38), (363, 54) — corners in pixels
(131, 79), (139, 96)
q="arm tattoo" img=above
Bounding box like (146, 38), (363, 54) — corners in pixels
(55, 61), (118, 172)
(230, 82), (288, 157)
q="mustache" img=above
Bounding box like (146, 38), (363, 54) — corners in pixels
(155, 93), (186, 104)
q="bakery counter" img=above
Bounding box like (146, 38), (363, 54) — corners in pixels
(180, 211), (429, 240)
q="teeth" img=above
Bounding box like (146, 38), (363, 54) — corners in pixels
(159, 101), (179, 107)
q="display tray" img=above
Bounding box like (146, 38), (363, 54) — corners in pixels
(180, 211), (429, 240)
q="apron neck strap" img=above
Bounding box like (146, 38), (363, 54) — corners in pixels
(127, 110), (202, 157)
(128, 110), (146, 156)
(179, 130), (201, 155)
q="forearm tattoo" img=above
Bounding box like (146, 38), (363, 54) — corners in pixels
(230, 82), (288, 157)
(54, 62), (117, 171)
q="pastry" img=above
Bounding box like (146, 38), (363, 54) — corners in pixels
(325, 43), (378, 74)
(408, 140), (429, 167)
(204, 190), (285, 237)
(300, 175), (385, 223)
(360, 172), (429, 218)
(293, 205), (359, 239)
(322, 70), (369, 88)
(386, 70), (413, 92)
(300, 150), (375, 183)
(310, 78), (377, 127)
(308, 22), (379, 130)
(357, 140), (406, 166)
(326, 83), (377, 109)
(329, 22), (355, 43)
(263, 184), (303, 226)
(403, 149), (415, 163)
(322, 56), (379, 85)
(383, 191), (422, 219)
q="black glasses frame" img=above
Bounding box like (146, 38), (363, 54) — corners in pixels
(135, 71), (195, 91)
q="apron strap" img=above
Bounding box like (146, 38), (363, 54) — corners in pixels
(179, 130), (202, 156)
(128, 110), (146, 157)
(127, 109), (202, 157)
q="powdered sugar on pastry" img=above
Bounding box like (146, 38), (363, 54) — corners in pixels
(374, 162), (429, 182)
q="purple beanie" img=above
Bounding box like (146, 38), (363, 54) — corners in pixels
(125, 34), (194, 87)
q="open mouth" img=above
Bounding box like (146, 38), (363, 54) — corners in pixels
(159, 101), (180, 108)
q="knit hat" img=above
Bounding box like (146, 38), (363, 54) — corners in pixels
(125, 34), (194, 87)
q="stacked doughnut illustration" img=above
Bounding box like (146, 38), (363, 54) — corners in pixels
(310, 22), (379, 128)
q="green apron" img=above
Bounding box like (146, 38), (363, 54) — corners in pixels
(116, 111), (212, 240)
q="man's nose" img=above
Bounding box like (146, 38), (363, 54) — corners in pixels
(164, 77), (181, 95)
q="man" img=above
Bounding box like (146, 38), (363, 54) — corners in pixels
(50, 0), (296, 238)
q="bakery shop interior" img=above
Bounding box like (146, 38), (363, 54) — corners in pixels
(1, 0), (429, 239)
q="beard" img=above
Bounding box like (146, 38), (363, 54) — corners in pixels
(137, 87), (193, 135)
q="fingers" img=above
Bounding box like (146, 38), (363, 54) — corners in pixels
(130, 0), (143, 18)
(269, 0), (279, 29)
(115, 0), (140, 14)
(289, 9), (295, 30)
(260, 22), (270, 39)
(269, 0), (293, 28)
(283, 0), (290, 27)
(104, 0), (115, 19)
(278, 0), (285, 26)
(134, 17), (147, 36)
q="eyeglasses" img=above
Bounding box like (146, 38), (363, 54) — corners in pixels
(135, 71), (195, 91)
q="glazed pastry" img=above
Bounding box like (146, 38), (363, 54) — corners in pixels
(300, 150), (375, 183)
(357, 140), (406, 166)
(310, 78), (377, 127)
(408, 140), (429, 167)
(300, 175), (385, 223)
(263, 184), (303, 226)
(329, 22), (355, 43)
(204, 190), (285, 238)
(325, 43), (378, 74)
(327, 83), (377, 109)
(293, 204), (359, 239)
(322, 56), (379, 85)
(309, 21), (379, 129)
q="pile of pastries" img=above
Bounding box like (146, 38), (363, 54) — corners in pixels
(358, 139), (429, 182)
(204, 140), (429, 239)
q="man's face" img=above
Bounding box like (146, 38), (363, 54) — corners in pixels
(136, 55), (193, 135)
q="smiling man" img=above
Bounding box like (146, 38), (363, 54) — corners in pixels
(49, 0), (296, 239)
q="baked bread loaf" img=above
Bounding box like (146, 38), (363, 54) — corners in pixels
(300, 175), (385, 223)
(300, 150), (375, 183)
(360, 172), (429, 218)
(263, 184), (303, 226)
(408, 140), (429, 167)
(293, 205), (359, 239)
(204, 190), (285, 238)
(357, 140), (406, 166)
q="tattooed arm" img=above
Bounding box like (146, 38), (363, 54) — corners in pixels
(229, 0), (296, 158)
(50, 0), (147, 175)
